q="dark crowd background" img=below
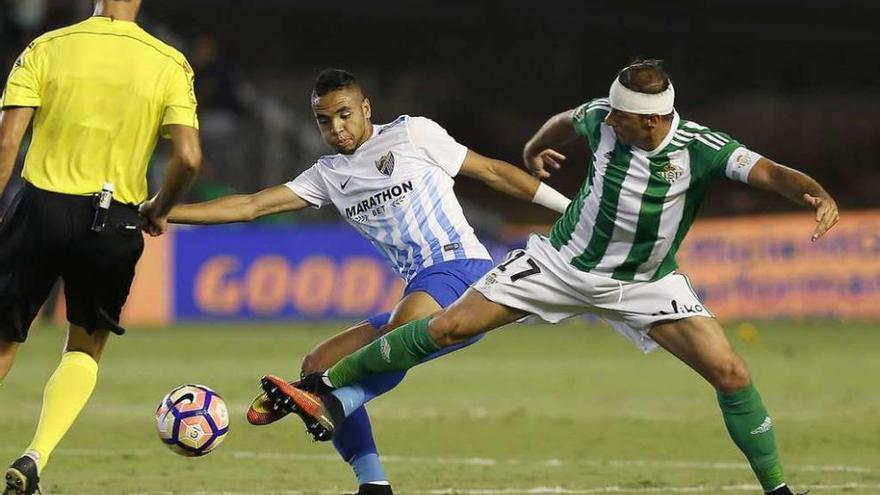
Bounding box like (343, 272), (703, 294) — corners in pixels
(2, 0), (878, 231)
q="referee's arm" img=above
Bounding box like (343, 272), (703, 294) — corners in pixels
(139, 124), (203, 236)
(0, 107), (35, 200)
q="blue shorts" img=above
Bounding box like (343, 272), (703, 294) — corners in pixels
(366, 258), (493, 360)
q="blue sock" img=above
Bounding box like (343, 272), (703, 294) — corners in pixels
(352, 453), (387, 486)
(331, 311), (400, 485)
(332, 372), (407, 416)
(332, 407), (388, 484)
(331, 384), (367, 417)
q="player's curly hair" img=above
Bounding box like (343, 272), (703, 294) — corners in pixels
(313, 69), (362, 98)
(617, 59), (672, 95)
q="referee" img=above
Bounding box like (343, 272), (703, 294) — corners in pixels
(0, 1), (202, 493)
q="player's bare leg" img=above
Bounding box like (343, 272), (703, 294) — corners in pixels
(649, 316), (750, 393)
(649, 317), (800, 495)
(425, 289), (525, 348)
(5, 325), (106, 495)
(263, 289), (526, 438)
(0, 341), (19, 383)
(63, 324), (109, 361)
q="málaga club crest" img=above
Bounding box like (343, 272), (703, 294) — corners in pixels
(375, 151), (395, 176)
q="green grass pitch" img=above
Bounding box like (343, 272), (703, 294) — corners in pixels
(1, 321), (878, 494)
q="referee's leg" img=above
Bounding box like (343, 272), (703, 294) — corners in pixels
(64, 324), (111, 361)
(22, 325), (107, 472)
(0, 341), (19, 383)
(11, 194), (144, 481)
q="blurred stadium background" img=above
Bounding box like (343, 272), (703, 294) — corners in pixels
(1, 1), (878, 494)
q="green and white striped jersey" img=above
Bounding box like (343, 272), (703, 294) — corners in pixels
(549, 97), (760, 282)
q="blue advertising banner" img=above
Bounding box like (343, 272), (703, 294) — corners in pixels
(174, 226), (405, 320)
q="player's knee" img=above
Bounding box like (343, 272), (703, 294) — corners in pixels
(711, 356), (751, 393)
(300, 352), (324, 374)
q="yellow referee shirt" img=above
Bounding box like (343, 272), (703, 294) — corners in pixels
(0, 16), (199, 204)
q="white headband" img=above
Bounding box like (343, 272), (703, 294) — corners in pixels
(608, 77), (675, 115)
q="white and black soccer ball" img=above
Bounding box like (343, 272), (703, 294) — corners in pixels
(155, 384), (229, 457)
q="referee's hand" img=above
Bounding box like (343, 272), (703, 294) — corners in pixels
(138, 199), (169, 237)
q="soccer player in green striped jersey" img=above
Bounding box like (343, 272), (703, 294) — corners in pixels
(263, 60), (837, 495)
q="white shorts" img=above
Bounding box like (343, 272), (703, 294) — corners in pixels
(473, 235), (714, 353)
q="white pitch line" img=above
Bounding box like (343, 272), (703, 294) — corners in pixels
(65, 483), (880, 495)
(229, 451), (878, 474)
(2, 446), (876, 475)
(414, 484), (880, 494)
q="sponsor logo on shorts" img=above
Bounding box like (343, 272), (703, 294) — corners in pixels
(750, 416), (773, 435)
(379, 336), (392, 363)
(651, 299), (705, 316)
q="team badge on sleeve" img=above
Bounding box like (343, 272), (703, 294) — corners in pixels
(726, 147), (762, 183)
(572, 103), (588, 123)
(375, 151), (395, 176)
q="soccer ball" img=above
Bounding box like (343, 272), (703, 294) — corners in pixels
(155, 384), (229, 457)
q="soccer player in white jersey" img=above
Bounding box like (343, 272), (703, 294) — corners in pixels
(168, 69), (569, 495)
(266, 60), (838, 495)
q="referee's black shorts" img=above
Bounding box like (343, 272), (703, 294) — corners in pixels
(0, 183), (145, 342)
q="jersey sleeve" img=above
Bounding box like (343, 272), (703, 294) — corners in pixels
(284, 163), (329, 208)
(689, 130), (747, 181)
(407, 116), (468, 177)
(0, 43), (44, 108)
(571, 98), (611, 150)
(160, 57), (199, 137)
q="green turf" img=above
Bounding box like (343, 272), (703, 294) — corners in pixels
(1, 321), (878, 494)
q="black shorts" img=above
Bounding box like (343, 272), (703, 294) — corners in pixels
(0, 183), (145, 342)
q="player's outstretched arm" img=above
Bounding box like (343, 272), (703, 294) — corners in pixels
(746, 157), (840, 241)
(168, 184), (312, 225)
(139, 124), (203, 235)
(458, 150), (570, 213)
(522, 109), (579, 179)
(0, 107), (35, 198)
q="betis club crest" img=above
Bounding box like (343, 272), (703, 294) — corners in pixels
(375, 151), (395, 176)
(656, 162), (684, 184)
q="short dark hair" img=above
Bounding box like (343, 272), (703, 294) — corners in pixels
(617, 59), (671, 95)
(312, 69), (361, 98)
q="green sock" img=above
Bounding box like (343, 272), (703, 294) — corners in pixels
(717, 383), (785, 492)
(328, 317), (440, 387)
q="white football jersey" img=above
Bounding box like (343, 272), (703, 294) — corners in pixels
(286, 115), (492, 282)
